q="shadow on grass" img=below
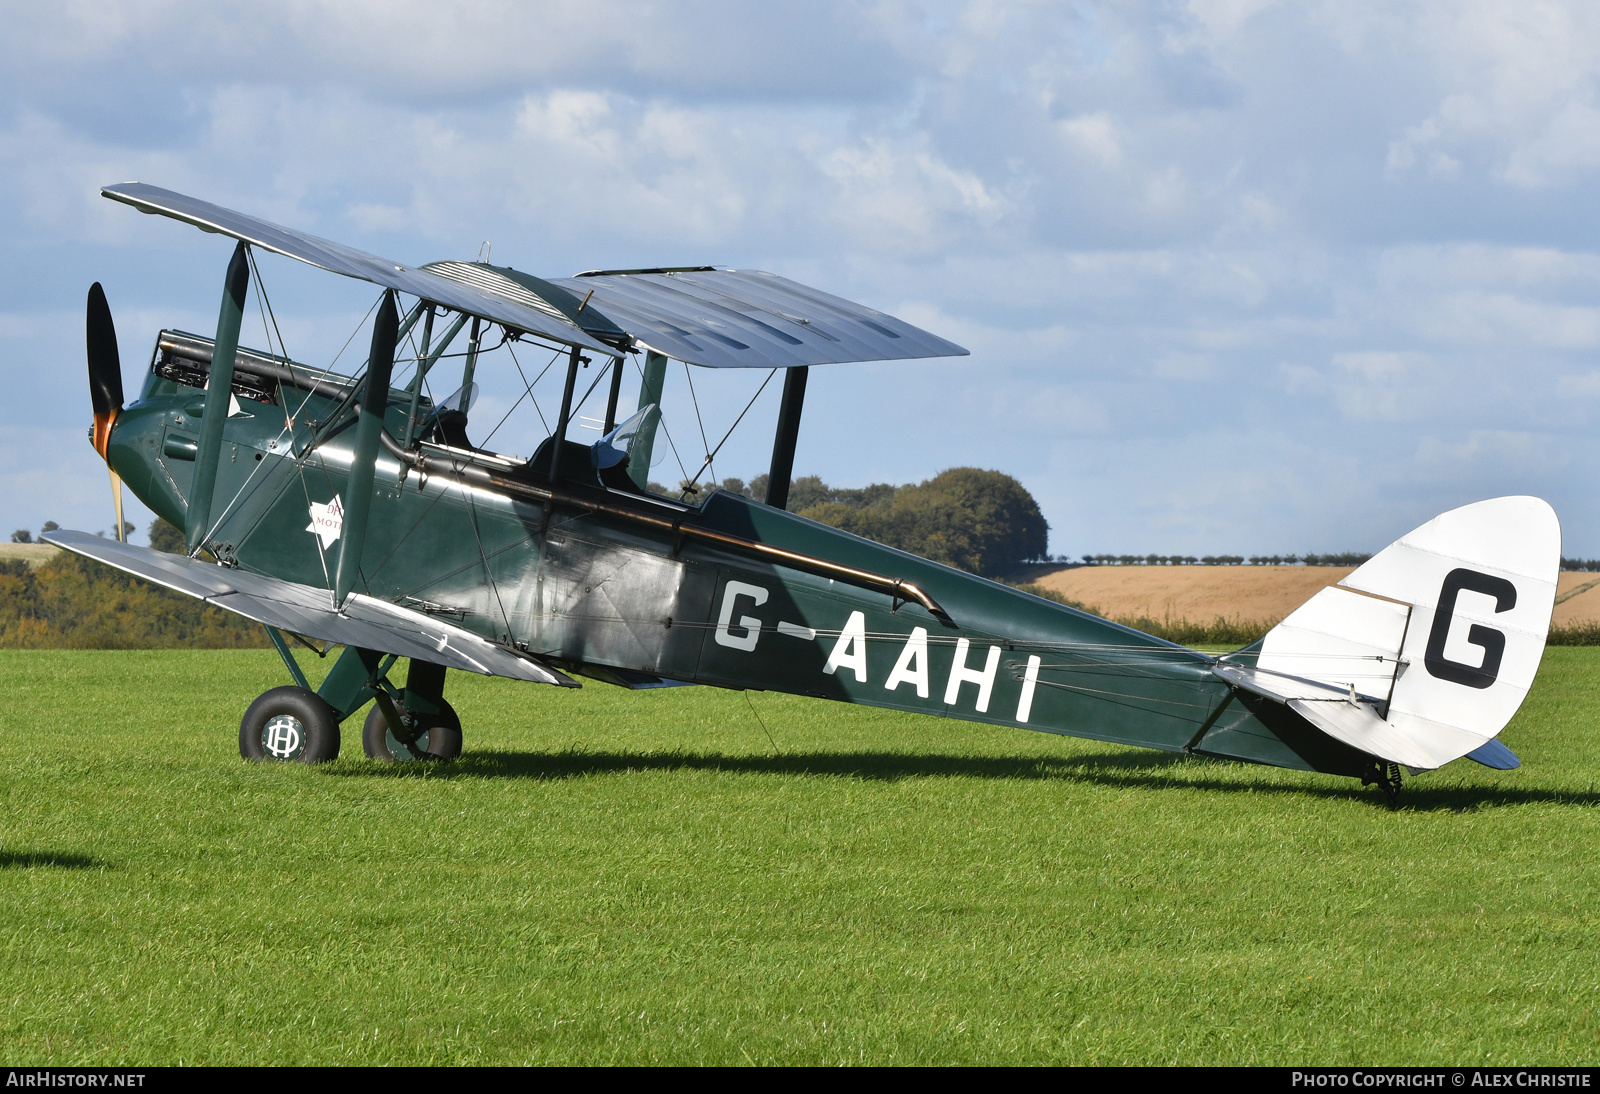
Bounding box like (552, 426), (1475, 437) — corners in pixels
(327, 748), (1600, 812)
(0, 851), (104, 869)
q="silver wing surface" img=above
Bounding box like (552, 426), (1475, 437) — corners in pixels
(103, 183), (968, 370)
(45, 531), (576, 687)
(547, 268), (970, 369)
(101, 183), (615, 356)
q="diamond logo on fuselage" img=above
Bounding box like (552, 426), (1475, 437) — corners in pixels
(306, 495), (344, 549)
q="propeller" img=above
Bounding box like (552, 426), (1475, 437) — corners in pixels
(86, 283), (127, 542)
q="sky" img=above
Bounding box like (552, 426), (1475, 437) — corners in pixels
(3, 0), (1599, 558)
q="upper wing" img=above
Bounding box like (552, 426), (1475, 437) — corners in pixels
(547, 268), (970, 369)
(45, 531), (577, 687)
(101, 183), (615, 356)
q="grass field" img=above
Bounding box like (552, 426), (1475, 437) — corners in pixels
(1, 648), (1597, 1065)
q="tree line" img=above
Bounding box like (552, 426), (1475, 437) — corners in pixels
(1081, 552), (1374, 567)
(700, 468), (1050, 579)
(0, 528), (266, 650)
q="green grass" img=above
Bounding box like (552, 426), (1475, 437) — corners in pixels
(1, 649), (1597, 1065)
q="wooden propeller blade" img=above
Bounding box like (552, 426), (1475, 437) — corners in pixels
(110, 468), (125, 543)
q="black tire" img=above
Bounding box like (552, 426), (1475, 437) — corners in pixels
(362, 693), (462, 762)
(239, 686), (341, 764)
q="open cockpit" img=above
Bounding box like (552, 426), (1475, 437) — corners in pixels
(142, 328), (708, 516)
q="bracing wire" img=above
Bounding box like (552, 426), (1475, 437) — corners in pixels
(205, 248), (307, 517)
(744, 691), (781, 755)
(205, 248), (341, 592)
(481, 345), (561, 449)
(246, 248), (282, 361)
(363, 472), (460, 586)
(325, 295), (382, 375)
(629, 356), (689, 486)
(683, 367), (778, 492)
(505, 341), (553, 434)
(568, 355), (616, 422)
(461, 483), (515, 643)
(683, 361), (715, 484)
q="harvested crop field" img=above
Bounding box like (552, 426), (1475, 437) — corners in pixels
(0, 543), (59, 569)
(1031, 565), (1600, 628)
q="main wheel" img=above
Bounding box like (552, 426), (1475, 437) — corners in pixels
(362, 693), (462, 762)
(239, 686), (341, 763)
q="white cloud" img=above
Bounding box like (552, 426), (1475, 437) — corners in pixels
(7, 1), (1600, 555)
(1056, 112), (1123, 165)
(1414, 428), (1570, 479)
(1383, 0), (1600, 189)
(1331, 351), (1433, 421)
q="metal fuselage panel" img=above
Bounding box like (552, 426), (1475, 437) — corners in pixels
(106, 347), (1365, 777)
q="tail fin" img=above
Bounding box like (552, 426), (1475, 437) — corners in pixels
(1216, 497), (1559, 771)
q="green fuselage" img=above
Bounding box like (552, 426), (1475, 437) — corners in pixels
(106, 340), (1369, 779)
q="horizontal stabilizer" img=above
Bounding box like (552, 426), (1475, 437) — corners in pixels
(1213, 662), (1439, 771)
(1215, 660), (1362, 704)
(44, 531), (576, 687)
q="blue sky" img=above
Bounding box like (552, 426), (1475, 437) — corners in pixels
(3, 0), (1599, 557)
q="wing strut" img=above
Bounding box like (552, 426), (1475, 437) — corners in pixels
(628, 351), (669, 491)
(764, 365), (808, 510)
(334, 289), (399, 607)
(548, 346), (582, 484)
(187, 241), (250, 554)
(603, 355), (625, 432)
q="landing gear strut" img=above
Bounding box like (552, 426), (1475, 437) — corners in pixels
(1362, 760), (1403, 808)
(239, 628), (460, 764)
(362, 693), (462, 761)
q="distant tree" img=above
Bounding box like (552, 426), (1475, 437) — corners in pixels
(799, 467), (1048, 578)
(0, 551), (267, 649)
(718, 477), (753, 498)
(10, 530), (31, 544)
(768, 475), (899, 513)
(40, 521), (58, 534)
(785, 475), (832, 512)
(148, 519), (185, 554)
(832, 483), (900, 509)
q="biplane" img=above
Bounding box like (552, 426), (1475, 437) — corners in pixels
(51, 183), (1559, 804)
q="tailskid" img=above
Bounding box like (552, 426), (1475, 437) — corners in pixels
(1360, 760), (1404, 809)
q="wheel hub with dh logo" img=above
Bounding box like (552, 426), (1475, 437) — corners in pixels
(262, 714), (306, 760)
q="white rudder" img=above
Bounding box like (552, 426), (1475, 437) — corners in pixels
(1221, 496), (1559, 771)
